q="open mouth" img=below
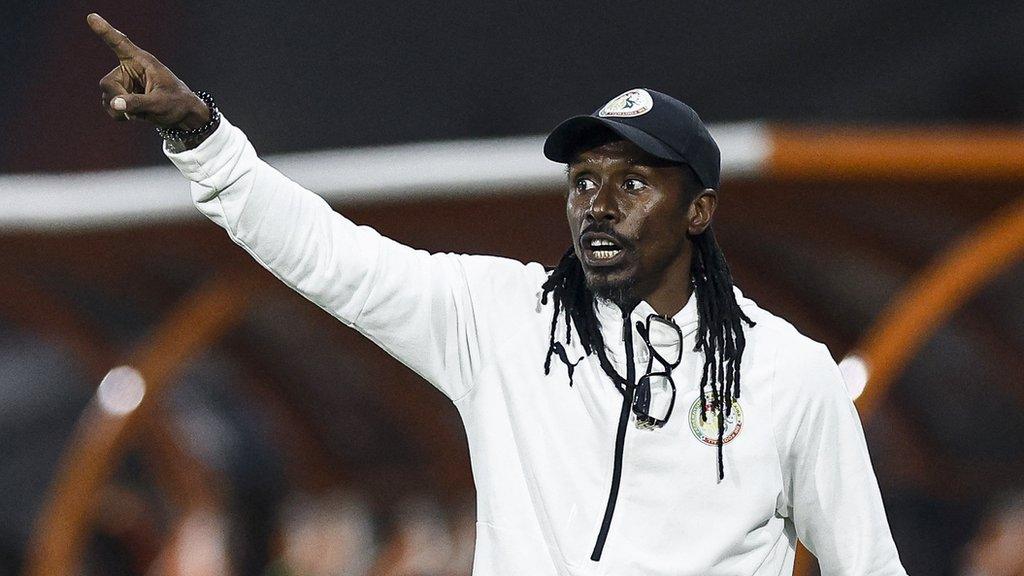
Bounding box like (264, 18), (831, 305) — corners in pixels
(581, 233), (626, 266)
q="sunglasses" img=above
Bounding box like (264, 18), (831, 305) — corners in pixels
(632, 314), (683, 430)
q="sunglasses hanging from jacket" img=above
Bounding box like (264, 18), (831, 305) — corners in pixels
(589, 309), (684, 561)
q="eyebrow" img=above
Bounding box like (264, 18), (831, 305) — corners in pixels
(568, 156), (658, 170)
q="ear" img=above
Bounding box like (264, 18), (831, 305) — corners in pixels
(687, 189), (718, 235)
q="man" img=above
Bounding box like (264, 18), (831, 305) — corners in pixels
(88, 13), (907, 575)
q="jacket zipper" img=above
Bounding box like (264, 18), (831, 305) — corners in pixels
(590, 310), (636, 561)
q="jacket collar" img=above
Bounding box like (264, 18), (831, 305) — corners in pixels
(594, 286), (752, 364)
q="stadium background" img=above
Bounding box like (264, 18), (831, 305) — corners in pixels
(2, 1), (1024, 574)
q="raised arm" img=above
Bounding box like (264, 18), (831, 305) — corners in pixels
(87, 14), (544, 401)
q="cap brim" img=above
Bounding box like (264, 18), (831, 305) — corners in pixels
(543, 116), (684, 164)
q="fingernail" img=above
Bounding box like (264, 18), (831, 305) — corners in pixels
(112, 97), (126, 111)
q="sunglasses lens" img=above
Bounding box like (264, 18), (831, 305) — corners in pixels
(635, 374), (674, 424)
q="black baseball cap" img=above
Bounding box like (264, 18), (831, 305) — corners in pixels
(543, 88), (721, 190)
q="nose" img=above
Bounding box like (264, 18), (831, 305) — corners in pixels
(588, 182), (620, 222)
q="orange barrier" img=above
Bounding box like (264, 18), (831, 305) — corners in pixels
(770, 126), (1024, 181)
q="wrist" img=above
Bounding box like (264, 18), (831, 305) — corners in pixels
(177, 95), (211, 131)
(158, 91), (221, 151)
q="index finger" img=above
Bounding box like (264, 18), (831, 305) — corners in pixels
(86, 13), (138, 60)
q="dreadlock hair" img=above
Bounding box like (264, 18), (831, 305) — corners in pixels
(540, 181), (755, 481)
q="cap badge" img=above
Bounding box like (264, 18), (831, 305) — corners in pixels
(598, 88), (654, 118)
(689, 396), (743, 446)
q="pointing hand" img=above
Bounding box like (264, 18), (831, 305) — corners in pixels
(87, 13), (209, 130)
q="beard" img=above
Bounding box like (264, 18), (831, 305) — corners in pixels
(586, 270), (640, 311)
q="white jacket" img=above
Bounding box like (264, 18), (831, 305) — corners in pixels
(164, 116), (907, 575)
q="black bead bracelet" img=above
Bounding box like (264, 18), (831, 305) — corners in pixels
(156, 90), (221, 146)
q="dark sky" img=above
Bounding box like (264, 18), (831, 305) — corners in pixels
(2, 0), (1023, 171)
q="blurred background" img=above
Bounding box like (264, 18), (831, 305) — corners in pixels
(2, 1), (1024, 575)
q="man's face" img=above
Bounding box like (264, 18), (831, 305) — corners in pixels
(566, 139), (694, 308)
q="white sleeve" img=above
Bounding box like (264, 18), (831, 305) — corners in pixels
(772, 342), (907, 575)
(162, 115), (537, 401)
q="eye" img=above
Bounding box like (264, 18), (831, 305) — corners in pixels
(574, 176), (597, 193)
(623, 178), (646, 192)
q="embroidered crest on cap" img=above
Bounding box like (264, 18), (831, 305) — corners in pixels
(598, 89), (654, 118)
(689, 396), (743, 446)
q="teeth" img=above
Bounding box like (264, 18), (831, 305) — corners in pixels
(593, 249), (620, 260)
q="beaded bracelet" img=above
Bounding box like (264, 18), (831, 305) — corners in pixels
(156, 90), (221, 147)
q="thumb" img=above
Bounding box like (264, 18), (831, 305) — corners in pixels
(110, 92), (157, 114)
